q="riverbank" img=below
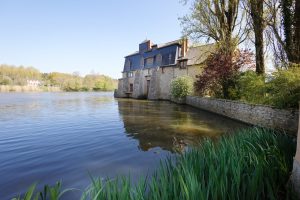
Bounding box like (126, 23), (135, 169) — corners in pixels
(0, 85), (118, 92)
(184, 96), (299, 135)
(14, 127), (297, 200)
(0, 85), (61, 92)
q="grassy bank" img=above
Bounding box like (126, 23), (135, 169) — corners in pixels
(13, 128), (297, 200)
(0, 85), (61, 92)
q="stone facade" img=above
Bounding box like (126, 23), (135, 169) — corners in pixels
(115, 64), (203, 100)
(115, 38), (214, 100)
(186, 96), (299, 134)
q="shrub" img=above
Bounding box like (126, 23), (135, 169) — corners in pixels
(222, 67), (300, 109)
(231, 71), (266, 104)
(0, 75), (12, 85)
(267, 67), (300, 108)
(170, 76), (193, 99)
(194, 49), (255, 99)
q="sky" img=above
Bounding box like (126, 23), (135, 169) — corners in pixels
(0, 0), (190, 79)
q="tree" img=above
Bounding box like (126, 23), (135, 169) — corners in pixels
(181, 0), (249, 53)
(265, 0), (300, 65)
(194, 49), (255, 98)
(244, 0), (265, 74)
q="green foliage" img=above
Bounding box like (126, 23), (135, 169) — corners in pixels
(0, 65), (41, 85)
(218, 67), (300, 109)
(0, 64), (118, 92)
(170, 76), (193, 99)
(14, 128), (297, 200)
(12, 181), (73, 200)
(0, 75), (12, 85)
(267, 67), (300, 108)
(229, 71), (266, 103)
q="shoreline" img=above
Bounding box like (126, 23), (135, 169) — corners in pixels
(0, 85), (116, 93)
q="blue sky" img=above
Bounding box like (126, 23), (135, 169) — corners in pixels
(0, 0), (190, 78)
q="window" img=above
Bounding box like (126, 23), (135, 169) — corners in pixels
(179, 60), (187, 69)
(127, 72), (133, 78)
(147, 69), (150, 75)
(129, 61), (132, 70)
(126, 59), (132, 70)
(144, 57), (154, 67)
(162, 52), (175, 66)
(129, 84), (133, 92)
(140, 58), (144, 67)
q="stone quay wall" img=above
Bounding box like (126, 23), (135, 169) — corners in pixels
(186, 96), (299, 134)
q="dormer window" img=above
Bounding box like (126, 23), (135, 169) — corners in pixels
(126, 59), (132, 70)
(168, 54), (172, 64)
(145, 57), (154, 67)
(129, 61), (132, 70)
(162, 52), (175, 66)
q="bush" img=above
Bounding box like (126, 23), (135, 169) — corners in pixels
(0, 75), (12, 85)
(227, 68), (300, 109)
(170, 76), (193, 99)
(230, 71), (266, 104)
(267, 67), (300, 108)
(194, 49), (255, 99)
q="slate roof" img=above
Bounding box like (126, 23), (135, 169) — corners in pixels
(156, 39), (181, 49)
(125, 39), (181, 58)
(179, 43), (215, 66)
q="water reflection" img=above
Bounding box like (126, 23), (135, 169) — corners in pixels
(0, 93), (248, 199)
(118, 99), (247, 152)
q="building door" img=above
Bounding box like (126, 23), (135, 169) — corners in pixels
(146, 80), (150, 96)
(129, 84), (133, 92)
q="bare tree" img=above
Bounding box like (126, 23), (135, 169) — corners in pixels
(265, 0), (300, 65)
(247, 0), (265, 74)
(180, 0), (250, 53)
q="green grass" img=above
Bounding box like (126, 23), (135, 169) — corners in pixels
(13, 128), (297, 200)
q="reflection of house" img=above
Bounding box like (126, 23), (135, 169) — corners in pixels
(26, 80), (42, 87)
(115, 38), (214, 99)
(117, 99), (246, 152)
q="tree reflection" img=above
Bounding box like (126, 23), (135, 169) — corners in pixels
(117, 99), (247, 153)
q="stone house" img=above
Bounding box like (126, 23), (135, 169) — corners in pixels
(115, 38), (214, 100)
(26, 80), (42, 87)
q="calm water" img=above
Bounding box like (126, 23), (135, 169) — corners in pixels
(0, 92), (247, 199)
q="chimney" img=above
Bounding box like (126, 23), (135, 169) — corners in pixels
(147, 40), (152, 51)
(181, 38), (188, 57)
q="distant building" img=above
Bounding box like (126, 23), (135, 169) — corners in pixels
(115, 38), (214, 100)
(26, 80), (42, 87)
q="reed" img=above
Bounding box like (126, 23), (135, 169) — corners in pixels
(13, 128), (297, 200)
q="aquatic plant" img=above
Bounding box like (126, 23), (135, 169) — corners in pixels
(12, 182), (73, 200)
(13, 128), (297, 200)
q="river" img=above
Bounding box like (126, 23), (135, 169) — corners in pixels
(0, 92), (247, 199)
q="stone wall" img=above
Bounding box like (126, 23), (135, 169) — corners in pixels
(186, 96), (299, 134)
(148, 68), (160, 100)
(115, 64), (203, 100)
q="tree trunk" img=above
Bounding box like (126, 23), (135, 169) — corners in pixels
(294, 0), (300, 63)
(250, 0), (265, 74)
(282, 0), (300, 64)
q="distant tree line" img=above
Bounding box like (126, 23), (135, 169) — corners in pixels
(0, 64), (117, 91)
